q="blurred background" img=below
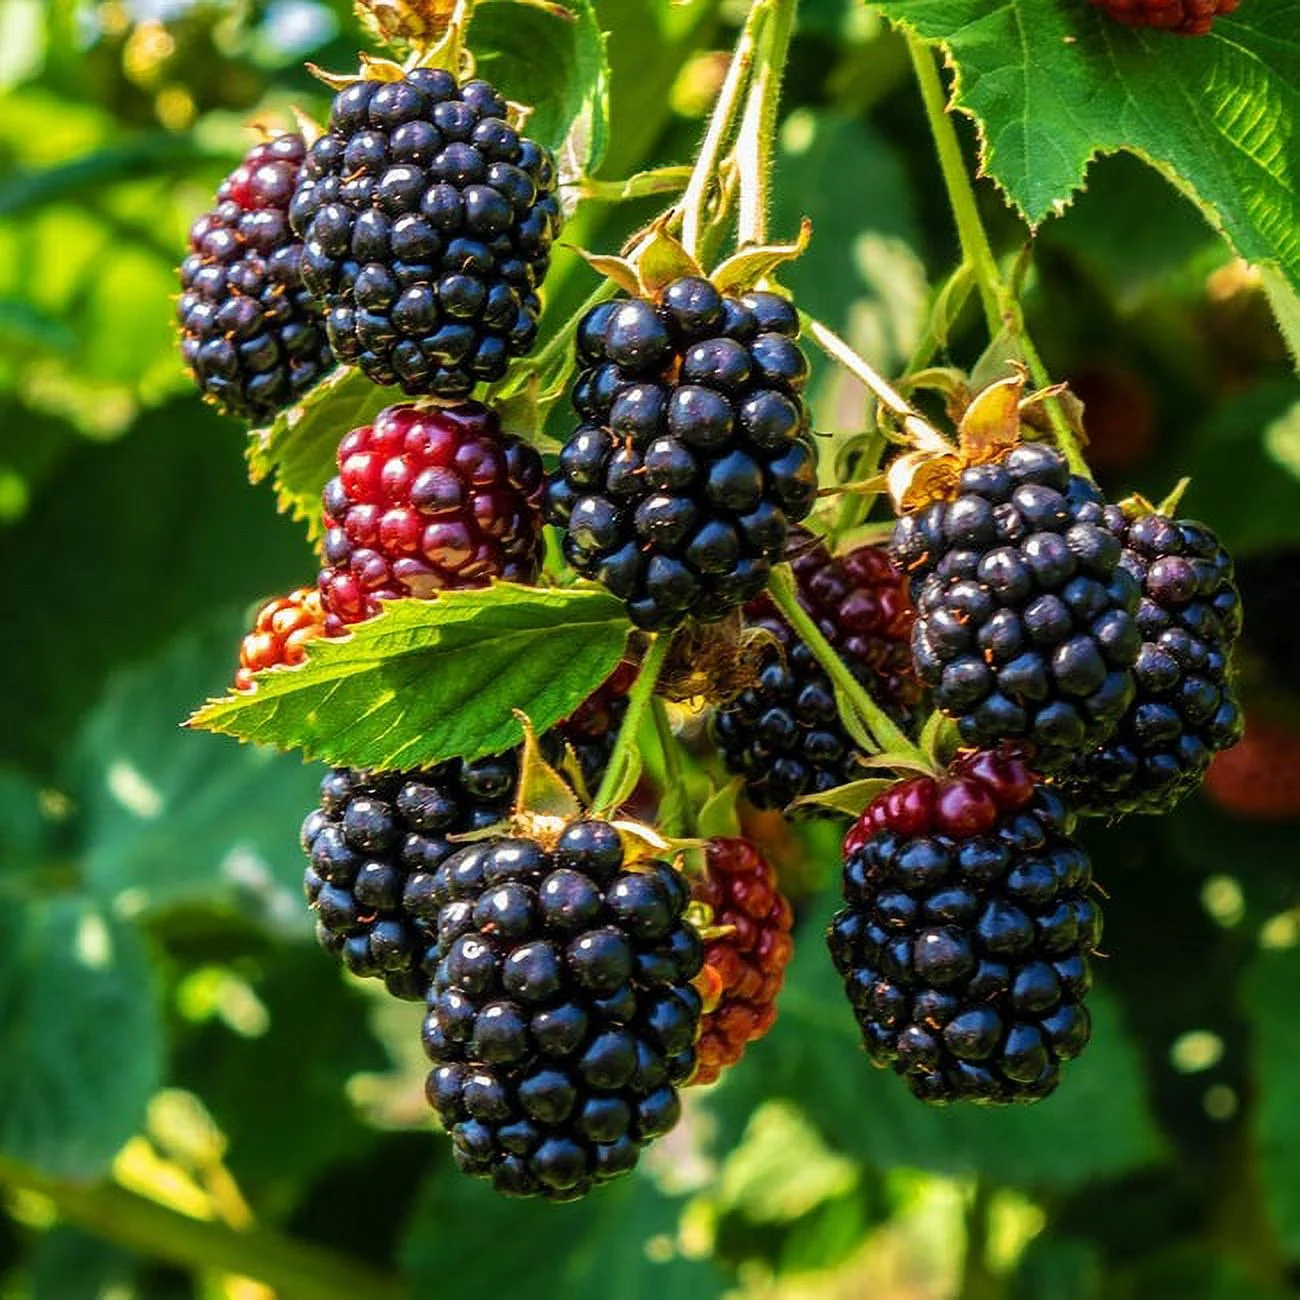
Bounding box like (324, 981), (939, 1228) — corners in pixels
(1, 1), (1299, 1297)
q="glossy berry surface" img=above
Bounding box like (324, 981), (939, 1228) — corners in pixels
(828, 751), (1098, 1105)
(178, 133), (331, 420)
(690, 838), (793, 1086)
(235, 587), (327, 690)
(289, 72), (560, 397)
(318, 401), (543, 630)
(1053, 511), (1243, 815)
(300, 759), (518, 1001)
(414, 820), (704, 1200)
(1087, 0), (1239, 33)
(714, 527), (921, 810)
(545, 281), (819, 630)
(892, 445), (1141, 769)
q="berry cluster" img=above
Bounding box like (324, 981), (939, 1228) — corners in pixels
(1087, 0), (1239, 34)
(546, 280), (819, 630)
(290, 71), (560, 397)
(828, 751), (1097, 1104)
(714, 528), (919, 810)
(414, 821), (703, 1199)
(1053, 509), (1243, 814)
(235, 587), (326, 691)
(691, 838), (794, 1086)
(177, 134), (332, 421)
(892, 444), (1141, 768)
(318, 401), (544, 631)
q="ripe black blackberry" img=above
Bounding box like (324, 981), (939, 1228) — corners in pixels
(300, 758), (517, 1002)
(1053, 509), (1243, 814)
(411, 820), (704, 1199)
(828, 751), (1098, 1105)
(713, 528), (920, 810)
(545, 280), (819, 629)
(892, 444), (1141, 769)
(177, 133), (332, 420)
(289, 70), (560, 397)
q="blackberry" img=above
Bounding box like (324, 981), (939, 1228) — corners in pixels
(300, 758), (518, 1002)
(892, 445), (1141, 769)
(545, 280), (819, 629)
(289, 71), (560, 397)
(412, 819), (704, 1199)
(318, 401), (544, 631)
(1087, 0), (1239, 33)
(713, 528), (920, 810)
(1053, 510), (1243, 814)
(178, 133), (332, 421)
(828, 750), (1098, 1105)
(691, 838), (793, 1086)
(235, 587), (326, 691)
(554, 660), (636, 793)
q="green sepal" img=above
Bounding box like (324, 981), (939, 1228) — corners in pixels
(791, 778), (893, 818)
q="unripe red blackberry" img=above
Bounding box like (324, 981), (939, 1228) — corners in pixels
(177, 133), (332, 420)
(1087, 0), (1239, 33)
(690, 838), (793, 1086)
(300, 758), (518, 1001)
(235, 587), (327, 691)
(412, 820), (704, 1199)
(545, 281), (819, 629)
(828, 751), (1098, 1105)
(289, 71), (560, 397)
(1053, 510), (1243, 814)
(318, 401), (544, 631)
(713, 527), (921, 810)
(892, 446), (1141, 770)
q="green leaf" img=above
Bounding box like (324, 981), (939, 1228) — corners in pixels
(472, 0), (610, 180)
(247, 366), (397, 543)
(69, 613), (323, 926)
(1260, 265), (1300, 372)
(2, 398), (315, 778)
(707, 899), (1163, 1189)
(873, 0), (1300, 292)
(1246, 941), (1300, 1258)
(190, 585), (631, 772)
(0, 897), (161, 1178)
(402, 1166), (726, 1300)
(791, 778), (892, 817)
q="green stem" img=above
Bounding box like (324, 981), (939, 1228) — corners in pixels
(733, 0), (798, 247)
(801, 312), (950, 449)
(592, 633), (672, 815)
(768, 565), (931, 769)
(905, 33), (1089, 477)
(906, 34), (1002, 341)
(0, 1156), (405, 1300)
(680, 0), (767, 261)
(651, 697), (692, 838)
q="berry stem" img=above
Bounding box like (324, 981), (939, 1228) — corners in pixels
(651, 697), (694, 838)
(801, 312), (951, 450)
(679, 0), (766, 261)
(0, 1154), (403, 1300)
(733, 0), (799, 248)
(905, 33), (1090, 479)
(591, 632), (672, 816)
(768, 564), (932, 770)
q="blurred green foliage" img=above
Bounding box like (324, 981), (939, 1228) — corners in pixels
(1, 1), (1298, 1298)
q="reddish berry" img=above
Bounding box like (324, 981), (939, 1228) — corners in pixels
(828, 753), (1096, 1106)
(1087, 0), (1239, 33)
(235, 587), (328, 690)
(318, 401), (545, 631)
(714, 528), (921, 811)
(690, 838), (794, 1086)
(1203, 714), (1300, 820)
(177, 133), (331, 421)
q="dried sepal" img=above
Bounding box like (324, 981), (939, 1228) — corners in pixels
(710, 218), (813, 296)
(956, 372), (1025, 466)
(887, 447), (963, 513)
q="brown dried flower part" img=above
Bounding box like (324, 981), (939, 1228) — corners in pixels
(354, 0), (460, 50)
(658, 614), (772, 705)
